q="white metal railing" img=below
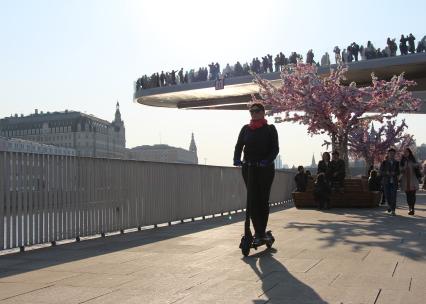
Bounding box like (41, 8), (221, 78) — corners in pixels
(0, 151), (295, 250)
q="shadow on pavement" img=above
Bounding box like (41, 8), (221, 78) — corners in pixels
(244, 249), (328, 303)
(286, 192), (426, 261)
(0, 203), (293, 279)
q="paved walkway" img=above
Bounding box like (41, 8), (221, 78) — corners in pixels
(1, 192), (426, 304)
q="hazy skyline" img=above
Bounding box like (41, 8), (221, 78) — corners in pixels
(1, 0), (425, 167)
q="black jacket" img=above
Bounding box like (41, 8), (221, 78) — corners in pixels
(233, 124), (279, 164)
(317, 160), (332, 179)
(379, 159), (400, 185)
(330, 159), (345, 179)
(368, 176), (381, 191)
(314, 180), (331, 199)
(295, 172), (308, 192)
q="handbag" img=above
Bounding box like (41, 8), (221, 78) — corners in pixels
(414, 165), (423, 182)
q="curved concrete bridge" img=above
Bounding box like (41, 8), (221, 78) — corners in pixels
(134, 53), (426, 112)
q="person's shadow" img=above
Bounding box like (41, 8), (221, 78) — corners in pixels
(243, 249), (328, 304)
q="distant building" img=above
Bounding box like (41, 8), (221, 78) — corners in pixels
(128, 134), (198, 164)
(310, 154), (316, 168)
(274, 155), (283, 169)
(0, 103), (125, 158)
(0, 136), (76, 156)
(417, 144), (426, 162)
(188, 132), (198, 164)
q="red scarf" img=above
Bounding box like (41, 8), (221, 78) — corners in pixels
(249, 118), (268, 130)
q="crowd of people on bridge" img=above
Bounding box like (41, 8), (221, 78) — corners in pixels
(331, 33), (425, 64)
(294, 148), (426, 216)
(135, 33), (426, 91)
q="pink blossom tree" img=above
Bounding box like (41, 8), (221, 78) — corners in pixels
(348, 119), (414, 174)
(252, 63), (421, 173)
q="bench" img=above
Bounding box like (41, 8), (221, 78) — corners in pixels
(293, 178), (381, 209)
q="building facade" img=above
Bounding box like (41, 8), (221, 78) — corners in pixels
(417, 144), (426, 162)
(128, 134), (198, 164)
(0, 103), (125, 158)
(274, 155), (283, 169)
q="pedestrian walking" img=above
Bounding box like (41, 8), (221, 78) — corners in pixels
(380, 148), (400, 215)
(400, 148), (420, 215)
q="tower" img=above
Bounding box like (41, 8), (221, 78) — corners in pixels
(369, 123), (376, 139)
(311, 153), (316, 167)
(111, 101), (126, 156)
(189, 133), (198, 164)
(114, 101), (122, 123)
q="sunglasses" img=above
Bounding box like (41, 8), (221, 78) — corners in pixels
(249, 108), (262, 114)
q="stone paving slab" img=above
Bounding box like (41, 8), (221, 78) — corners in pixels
(0, 192), (425, 303)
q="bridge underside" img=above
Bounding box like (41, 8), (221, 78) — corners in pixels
(134, 53), (426, 113)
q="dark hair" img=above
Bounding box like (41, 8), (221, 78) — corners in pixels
(297, 165), (304, 171)
(369, 169), (377, 178)
(249, 103), (265, 112)
(322, 152), (330, 161)
(403, 147), (417, 163)
(316, 172), (326, 183)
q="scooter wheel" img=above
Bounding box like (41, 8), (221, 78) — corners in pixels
(266, 231), (275, 248)
(242, 244), (250, 256)
(240, 236), (251, 257)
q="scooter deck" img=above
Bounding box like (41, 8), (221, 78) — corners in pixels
(240, 231), (275, 256)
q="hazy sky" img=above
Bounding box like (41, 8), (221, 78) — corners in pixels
(1, 0), (425, 167)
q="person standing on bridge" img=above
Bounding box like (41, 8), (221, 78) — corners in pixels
(400, 148), (420, 215)
(233, 103), (279, 246)
(330, 151), (345, 193)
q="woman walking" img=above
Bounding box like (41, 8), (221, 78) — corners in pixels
(400, 148), (420, 215)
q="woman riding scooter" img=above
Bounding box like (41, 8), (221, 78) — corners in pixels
(233, 103), (279, 247)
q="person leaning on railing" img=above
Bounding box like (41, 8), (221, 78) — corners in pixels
(233, 103), (279, 246)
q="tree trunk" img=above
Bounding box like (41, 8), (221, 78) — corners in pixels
(331, 133), (351, 176)
(364, 157), (373, 177)
(331, 133), (337, 152)
(336, 134), (350, 177)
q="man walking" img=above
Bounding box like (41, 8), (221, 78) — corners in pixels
(380, 148), (400, 215)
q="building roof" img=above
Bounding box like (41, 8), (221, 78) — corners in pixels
(131, 144), (193, 154)
(0, 110), (112, 127)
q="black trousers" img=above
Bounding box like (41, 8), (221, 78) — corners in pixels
(331, 174), (345, 190)
(405, 191), (416, 208)
(314, 193), (329, 209)
(242, 164), (275, 236)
